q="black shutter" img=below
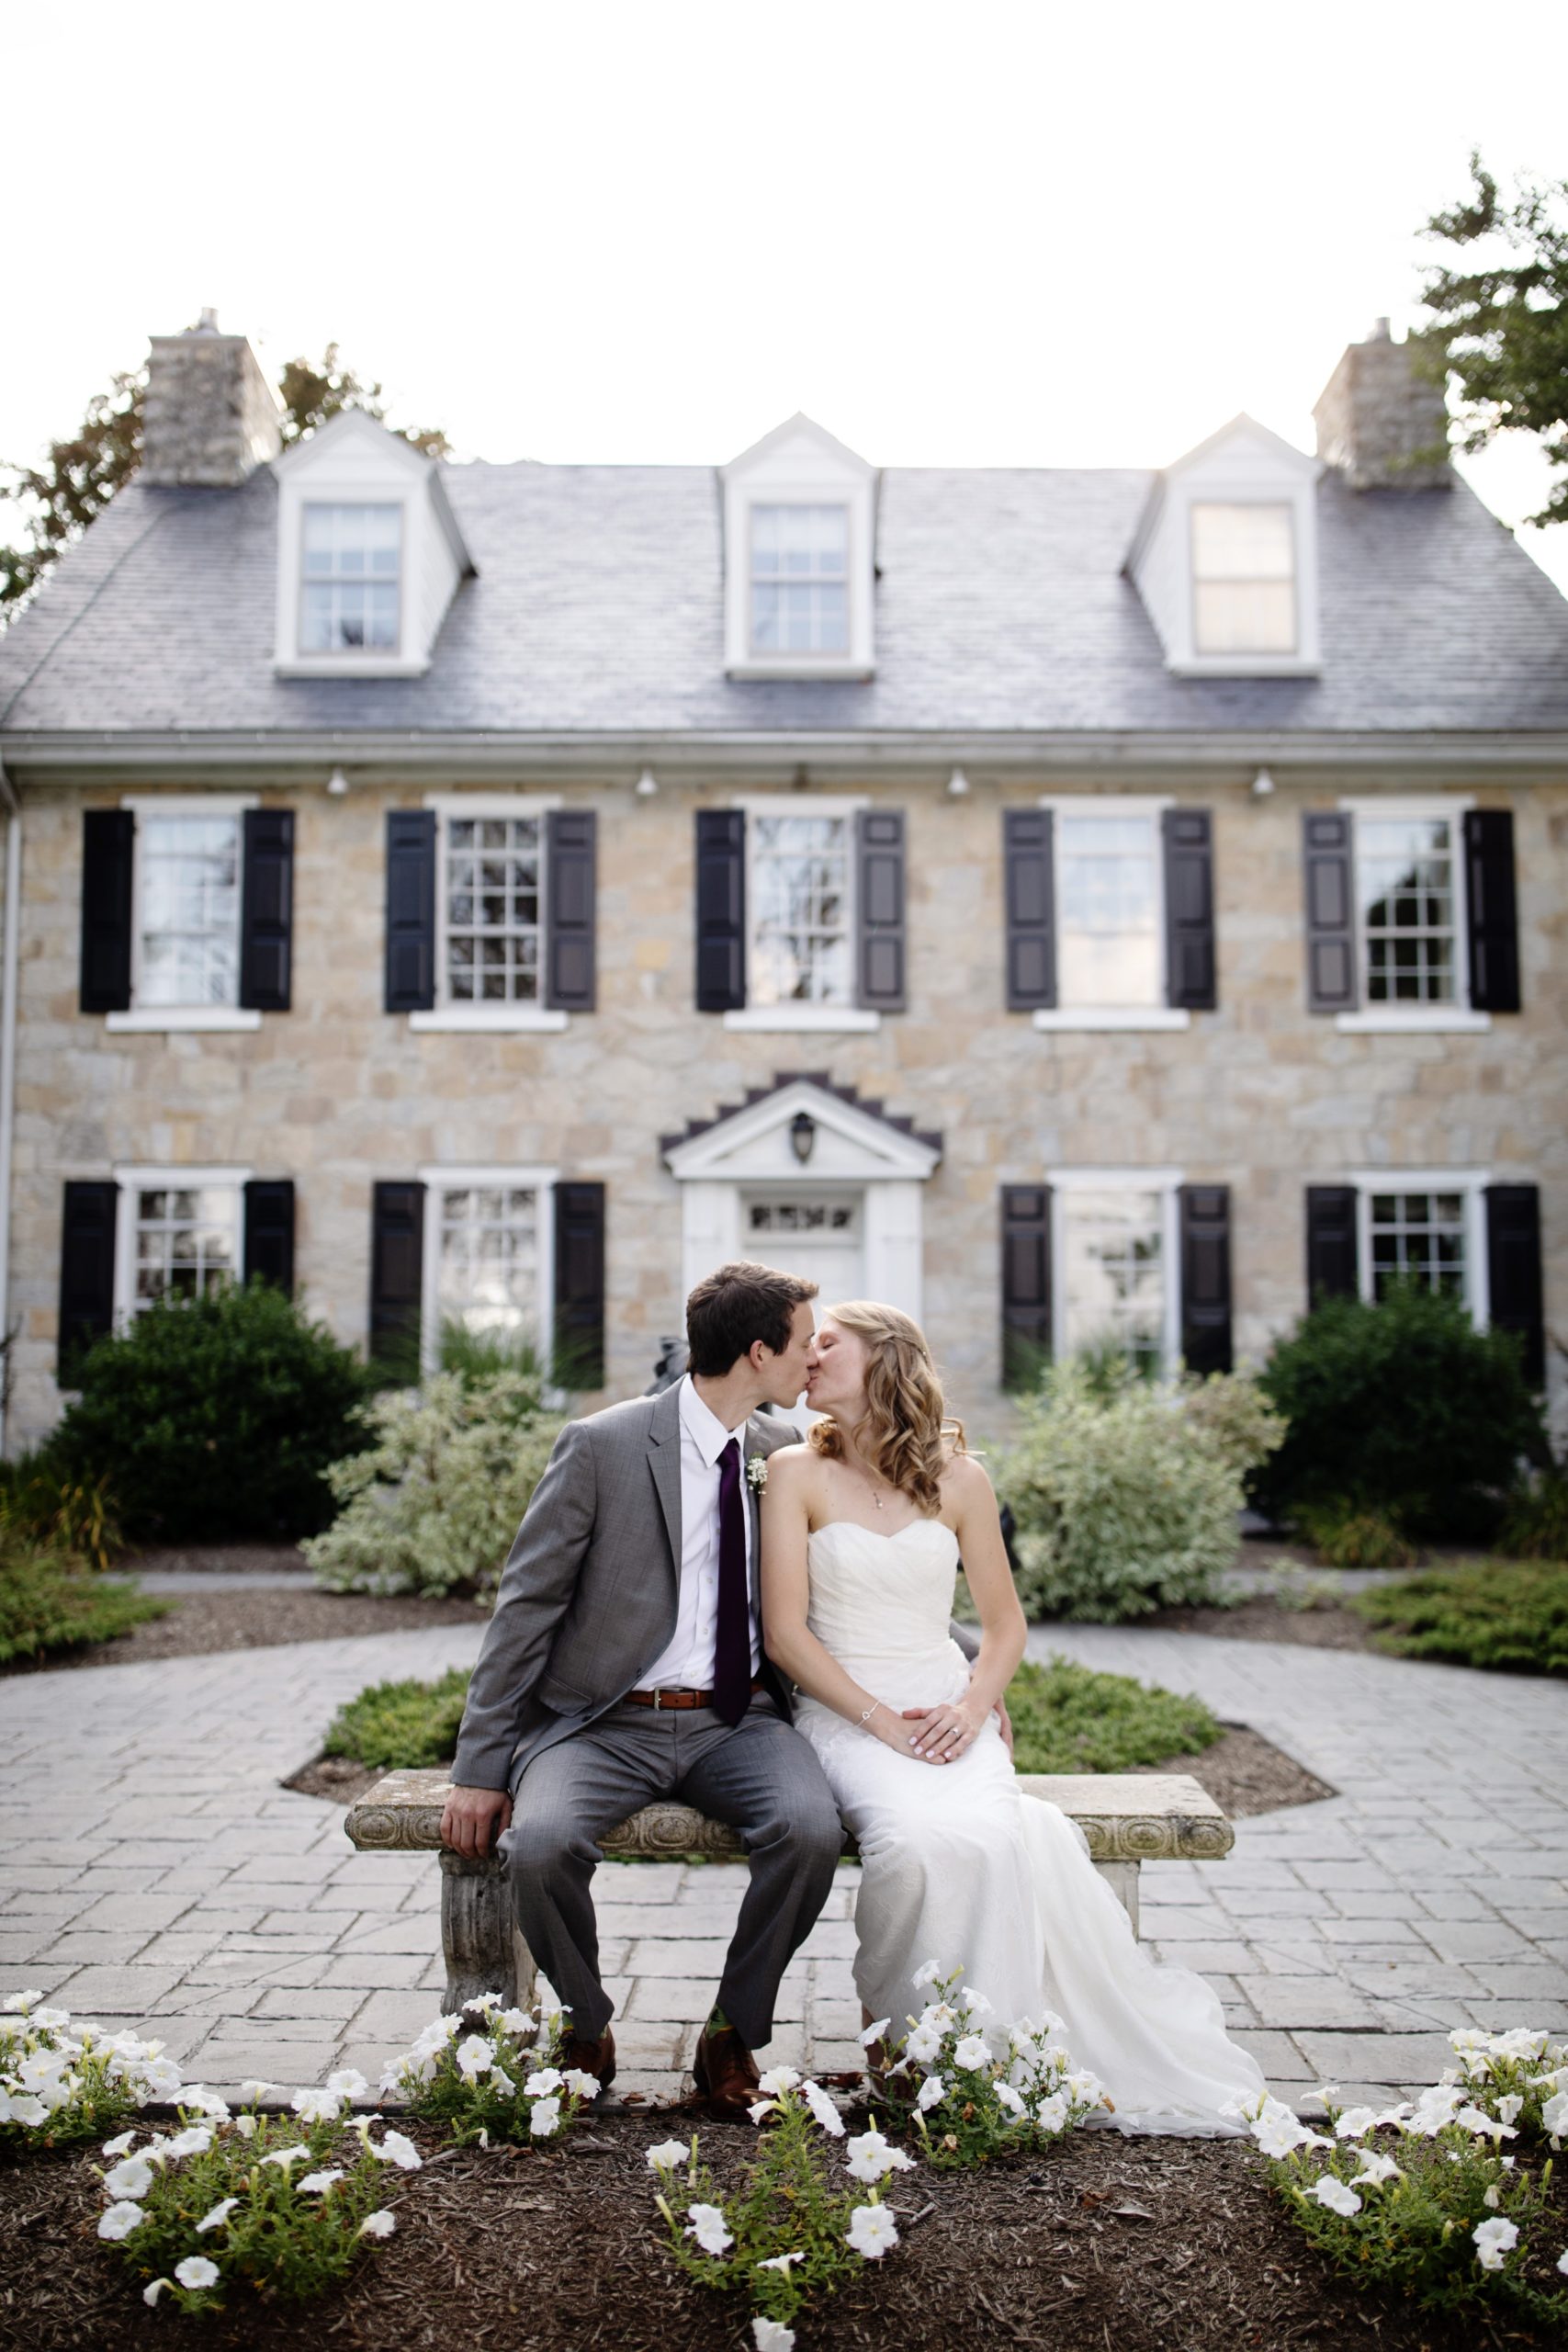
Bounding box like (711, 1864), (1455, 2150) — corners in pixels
(369, 1181), (425, 1363)
(545, 810), (596, 1012)
(239, 809), (294, 1012)
(58, 1180), (117, 1377)
(1164, 808), (1217, 1011)
(694, 810), (746, 1012)
(1305, 1184), (1359, 1306)
(554, 1181), (606, 1388)
(1464, 810), (1520, 1014)
(1003, 808), (1055, 1010)
(1000, 1184), (1052, 1389)
(856, 809), (906, 1012)
(385, 811), (436, 1012)
(1486, 1183), (1544, 1388)
(1179, 1183), (1232, 1374)
(243, 1179), (296, 1295)
(1303, 812), (1358, 1012)
(79, 810), (135, 1013)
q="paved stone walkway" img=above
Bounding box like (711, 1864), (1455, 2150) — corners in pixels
(3, 1623), (1565, 2110)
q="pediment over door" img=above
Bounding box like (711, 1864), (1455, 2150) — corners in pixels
(661, 1073), (942, 1185)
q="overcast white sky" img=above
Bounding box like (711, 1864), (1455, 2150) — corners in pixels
(6, 0), (1566, 592)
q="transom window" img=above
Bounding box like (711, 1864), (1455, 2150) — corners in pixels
(1057, 812), (1163, 1008)
(1358, 815), (1457, 1003)
(435, 1184), (540, 1341)
(137, 814), (242, 1008)
(299, 503), (401, 653)
(1368, 1190), (1467, 1300)
(750, 504), (850, 655)
(746, 1197), (860, 1237)
(130, 1185), (238, 1310)
(1190, 502), (1296, 655)
(442, 814), (543, 1003)
(750, 813), (853, 1006)
(1059, 1187), (1168, 1371)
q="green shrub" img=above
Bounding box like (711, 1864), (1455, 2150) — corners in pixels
(1296, 1501), (1419, 1570)
(50, 1282), (372, 1543)
(994, 1360), (1283, 1622)
(0, 1544), (167, 1666)
(1253, 1283), (1546, 1542)
(323, 1666), (472, 1770)
(302, 1370), (563, 1598)
(0, 1457), (119, 1568)
(1350, 1561), (1568, 1675)
(1004, 1654), (1221, 1771)
(1498, 1471), (1568, 1563)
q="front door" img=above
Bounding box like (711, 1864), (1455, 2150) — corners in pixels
(739, 1187), (864, 1427)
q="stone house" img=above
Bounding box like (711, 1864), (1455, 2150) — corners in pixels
(0, 312), (1563, 1452)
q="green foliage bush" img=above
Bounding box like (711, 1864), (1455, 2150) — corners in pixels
(994, 1362), (1284, 1623)
(50, 1282), (372, 1543)
(0, 1544), (166, 1666)
(1004, 1655), (1219, 1772)
(302, 1370), (563, 1598)
(1296, 1501), (1419, 1570)
(1350, 1561), (1568, 1676)
(1253, 1283), (1546, 1542)
(0, 1456), (119, 1568)
(323, 1666), (472, 1770)
(1498, 1471), (1568, 1563)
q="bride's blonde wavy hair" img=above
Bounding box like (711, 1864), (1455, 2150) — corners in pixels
(807, 1300), (965, 1516)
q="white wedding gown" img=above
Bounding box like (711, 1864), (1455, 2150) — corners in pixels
(791, 1519), (1267, 2135)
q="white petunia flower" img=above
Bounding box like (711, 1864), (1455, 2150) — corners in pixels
(1310, 2175), (1362, 2216)
(3, 1990), (45, 2010)
(1544, 2090), (1568, 2136)
(139, 2058), (184, 2098)
(751, 2317), (795, 2352)
(1455, 2104), (1517, 2143)
(1036, 2093), (1069, 2135)
(233, 2114), (257, 2141)
(1351, 2152), (1403, 2187)
(197, 2198), (240, 2233)
(100, 2132), (137, 2159)
(1473, 2216), (1519, 2271)
(844, 2128), (916, 2183)
(290, 2086), (347, 2123)
(295, 2169), (344, 2195)
(166, 2126), (212, 2158)
(1, 2094), (46, 2127)
(802, 2079), (846, 2138)
(97, 2201), (146, 2241)
(103, 2156), (154, 2200)
(961, 1987), (994, 2016)
(1333, 2107), (1379, 2139)
(174, 2256), (220, 2290)
(373, 2129), (423, 2172)
(499, 2007), (535, 2038)
(757, 2065), (801, 2096)
(529, 2096), (562, 2138)
(455, 2036), (493, 2082)
(757, 2251), (805, 2273)
(994, 2081), (1027, 2118)
(859, 2018), (891, 2047)
(917, 2074), (947, 2112)
(953, 2034), (993, 2072)
(237, 2079), (277, 2102)
(562, 2069), (602, 2100)
(259, 2143), (313, 2170)
(903, 2023), (942, 2066)
(327, 2067), (369, 2099)
(359, 2210), (397, 2239)
(846, 2202), (900, 2258)
(910, 1959), (945, 1990)
(684, 2201), (733, 2256)
(920, 2002), (957, 2031)
(143, 2280), (170, 2306)
(524, 2066), (563, 2097)
(1557, 2246), (1568, 2276)
(646, 2139), (689, 2173)
(748, 2099), (777, 2125)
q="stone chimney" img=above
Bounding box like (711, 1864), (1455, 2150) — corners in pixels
(141, 311), (284, 487)
(1312, 318), (1450, 491)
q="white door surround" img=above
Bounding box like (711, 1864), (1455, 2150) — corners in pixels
(661, 1076), (942, 1323)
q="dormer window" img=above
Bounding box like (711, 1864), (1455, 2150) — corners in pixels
(1190, 502), (1295, 656)
(299, 503), (401, 654)
(750, 504), (850, 657)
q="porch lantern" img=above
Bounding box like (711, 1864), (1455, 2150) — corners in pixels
(790, 1111), (817, 1165)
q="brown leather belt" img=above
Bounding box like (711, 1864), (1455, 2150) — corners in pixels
(623, 1678), (764, 1711)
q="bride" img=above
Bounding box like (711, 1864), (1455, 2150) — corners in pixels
(760, 1298), (1266, 2134)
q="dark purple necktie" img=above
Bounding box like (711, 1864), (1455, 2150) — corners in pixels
(712, 1439), (751, 1725)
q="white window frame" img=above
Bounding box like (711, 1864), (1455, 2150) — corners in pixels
(1189, 499), (1299, 659)
(106, 796), (262, 1035)
(1032, 796), (1189, 1033)
(418, 1164), (557, 1384)
(722, 794), (880, 1035)
(1046, 1167), (1184, 1373)
(720, 418), (876, 680)
(1346, 1168), (1491, 1329)
(747, 502), (852, 662)
(298, 500), (403, 661)
(111, 1164), (252, 1327)
(407, 794), (570, 1033)
(1334, 796), (1490, 1034)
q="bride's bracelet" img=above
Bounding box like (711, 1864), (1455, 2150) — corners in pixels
(858, 1700), (884, 1728)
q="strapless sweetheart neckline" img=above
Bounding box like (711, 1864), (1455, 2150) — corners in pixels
(808, 1518), (958, 1545)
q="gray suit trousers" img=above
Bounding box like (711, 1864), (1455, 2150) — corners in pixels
(499, 1692), (845, 2051)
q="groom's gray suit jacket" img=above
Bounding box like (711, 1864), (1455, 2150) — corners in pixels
(452, 1385), (799, 1795)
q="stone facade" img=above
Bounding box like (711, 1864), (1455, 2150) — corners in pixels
(141, 317), (283, 488)
(12, 765), (1566, 1449)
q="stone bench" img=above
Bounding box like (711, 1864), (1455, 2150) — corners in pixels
(344, 1769), (1235, 2014)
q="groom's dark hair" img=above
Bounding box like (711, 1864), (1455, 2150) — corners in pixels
(685, 1261), (818, 1377)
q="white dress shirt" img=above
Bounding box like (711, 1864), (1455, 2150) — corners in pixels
(638, 1375), (761, 1688)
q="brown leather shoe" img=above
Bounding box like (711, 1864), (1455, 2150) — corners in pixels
(691, 2020), (761, 2116)
(562, 2026), (615, 2095)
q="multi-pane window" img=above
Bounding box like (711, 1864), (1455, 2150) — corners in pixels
(750, 813), (852, 1005)
(1057, 813), (1162, 1007)
(1060, 1189), (1167, 1370)
(137, 814), (242, 1007)
(299, 503), (400, 653)
(746, 1198), (858, 1238)
(1358, 815), (1458, 1003)
(130, 1186), (238, 1310)
(1190, 502), (1296, 655)
(1367, 1190), (1467, 1301)
(443, 815), (543, 1003)
(436, 1184), (540, 1342)
(750, 504), (850, 655)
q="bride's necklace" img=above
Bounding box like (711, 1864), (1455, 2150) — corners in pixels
(847, 1455), (893, 1510)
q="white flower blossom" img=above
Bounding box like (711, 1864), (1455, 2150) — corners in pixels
(1311, 2175), (1362, 2216)
(359, 2210), (397, 2239)
(371, 2129), (423, 2172)
(910, 1959), (945, 1990)
(562, 2069), (602, 2100)
(166, 2126), (212, 2158)
(295, 2169), (344, 2195)
(748, 2099), (777, 2125)
(757, 2065), (801, 2096)
(994, 2081), (1027, 2117)
(953, 2034), (993, 2071)
(684, 2201), (733, 2256)
(844, 2128), (916, 2183)
(197, 2198), (241, 2233)
(103, 2156), (154, 2200)
(1333, 2107), (1379, 2139)
(859, 2018), (891, 2047)
(1036, 2092), (1069, 2134)
(455, 2036), (493, 2082)
(3, 1990), (45, 2010)
(140, 2058), (184, 2098)
(920, 2002), (957, 2031)
(143, 2280), (169, 2306)
(917, 2074), (947, 2113)
(290, 2086), (347, 2123)
(499, 2007), (535, 2038)
(259, 2144), (313, 2170)
(1455, 2104), (1517, 2143)
(524, 2066), (564, 2097)
(1543, 2090), (1568, 2136)
(802, 2079), (846, 2137)
(1557, 2246), (1568, 2277)
(175, 2256), (220, 2290)
(961, 1987), (994, 2016)
(1473, 2216), (1519, 2271)
(100, 2131), (137, 2159)
(646, 2139), (689, 2173)
(903, 2024), (943, 2066)
(847, 2202), (900, 2257)
(1352, 2151), (1403, 2186)
(529, 2096), (562, 2137)
(757, 2251), (805, 2273)
(97, 2201), (146, 2241)
(233, 2114), (257, 2140)
(237, 2079), (276, 2102)
(751, 2317), (795, 2352)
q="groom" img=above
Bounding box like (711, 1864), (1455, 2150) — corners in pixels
(441, 1261), (845, 2115)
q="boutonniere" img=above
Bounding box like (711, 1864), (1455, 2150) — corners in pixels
(746, 1453), (769, 1496)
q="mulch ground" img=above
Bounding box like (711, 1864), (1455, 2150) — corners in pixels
(3, 2110), (1560, 2352)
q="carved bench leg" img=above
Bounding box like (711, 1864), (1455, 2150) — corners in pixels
(439, 1852), (539, 2015)
(1092, 1859), (1140, 1937)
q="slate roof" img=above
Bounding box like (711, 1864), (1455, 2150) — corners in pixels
(4, 456), (1568, 742)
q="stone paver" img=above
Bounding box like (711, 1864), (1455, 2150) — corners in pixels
(3, 1622), (1566, 2112)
